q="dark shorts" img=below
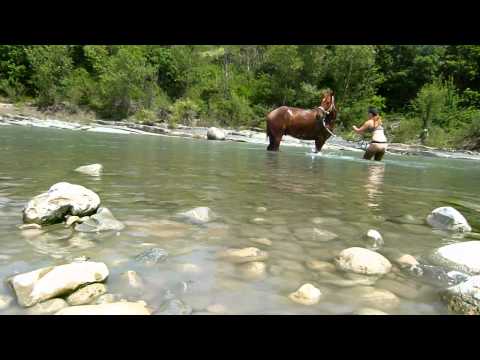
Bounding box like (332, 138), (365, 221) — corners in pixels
(364, 144), (386, 161)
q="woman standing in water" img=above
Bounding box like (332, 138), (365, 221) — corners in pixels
(352, 107), (388, 161)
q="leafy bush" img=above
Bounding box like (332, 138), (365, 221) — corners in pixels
(169, 98), (202, 127)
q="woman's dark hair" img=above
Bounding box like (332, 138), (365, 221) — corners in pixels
(368, 107), (379, 116)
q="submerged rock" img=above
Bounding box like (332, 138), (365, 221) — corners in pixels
(378, 248), (420, 270)
(305, 260), (336, 273)
(293, 227), (338, 242)
(18, 223), (42, 230)
(0, 294), (13, 310)
(352, 307), (389, 315)
(121, 270), (145, 289)
(237, 261), (267, 279)
(8, 261), (109, 307)
(217, 247), (269, 264)
(249, 237), (273, 246)
(288, 283), (322, 305)
(176, 207), (215, 225)
(207, 127), (226, 140)
(206, 303), (228, 314)
(27, 298), (69, 314)
(426, 206), (471, 232)
(22, 182), (100, 225)
(342, 286), (400, 311)
(66, 283), (107, 305)
(156, 298), (192, 315)
(135, 248), (168, 265)
(430, 241), (480, 275)
(74, 163), (103, 177)
(55, 301), (151, 315)
(74, 207), (125, 232)
(442, 275), (480, 315)
(335, 247), (392, 275)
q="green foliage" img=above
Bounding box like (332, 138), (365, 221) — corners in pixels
(170, 98), (202, 127)
(25, 45), (73, 107)
(1, 44), (480, 150)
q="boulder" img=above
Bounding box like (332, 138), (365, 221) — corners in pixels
(335, 247), (392, 275)
(66, 283), (107, 305)
(27, 298), (69, 314)
(55, 301), (151, 315)
(217, 247), (269, 263)
(430, 241), (480, 274)
(288, 283), (322, 305)
(74, 163), (103, 177)
(442, 275), (480, 315)
(74, 207), (125, 232)
(206, 127), (226, 140)
(176, 207), (215, 225)
(8, 261), (109, 307)
(23, 182), (100, 225)
(426, 206), (471, 232)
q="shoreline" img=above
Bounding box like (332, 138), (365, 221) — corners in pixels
(1, 106), (480, 161)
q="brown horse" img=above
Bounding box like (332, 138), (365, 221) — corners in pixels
(266, 90), (337, 152)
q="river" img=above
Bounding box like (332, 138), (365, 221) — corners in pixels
(1, 126), (479, 314)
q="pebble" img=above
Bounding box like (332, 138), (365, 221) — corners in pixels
(288, 283), (322, 305)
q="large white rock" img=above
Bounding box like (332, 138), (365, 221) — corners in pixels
(206, 127), (226, 140)
(176, 207), (214, 225)
(23, 182), (101, 225)
(442, 275), (480, 315)
(55, 301), (151, 315)
(74, 164), (103, 177)
(426, 206), (472, 232)
(8, 261), (109, 307)
(335, 247), (392, 275)
(430, 241), (480, 274)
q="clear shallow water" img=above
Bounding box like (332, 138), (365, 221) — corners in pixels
(1, 126), (479, 315)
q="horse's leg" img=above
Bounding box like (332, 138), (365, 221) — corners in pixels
(314, 138), (326, 153)
(273, 135), (282, 151)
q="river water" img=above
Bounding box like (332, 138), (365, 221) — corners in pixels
(1, 126), (479, 314)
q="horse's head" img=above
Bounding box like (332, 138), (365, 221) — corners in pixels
(319, 89), (337, 128)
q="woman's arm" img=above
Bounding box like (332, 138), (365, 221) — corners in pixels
(352, 120), (371, 134)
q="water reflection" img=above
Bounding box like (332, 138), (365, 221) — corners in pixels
(364, 163), (385, 211)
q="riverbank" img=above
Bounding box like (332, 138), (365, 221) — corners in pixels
(2, 102), (480, 161)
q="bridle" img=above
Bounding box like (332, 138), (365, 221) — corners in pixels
(317, 95), (336, 137)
